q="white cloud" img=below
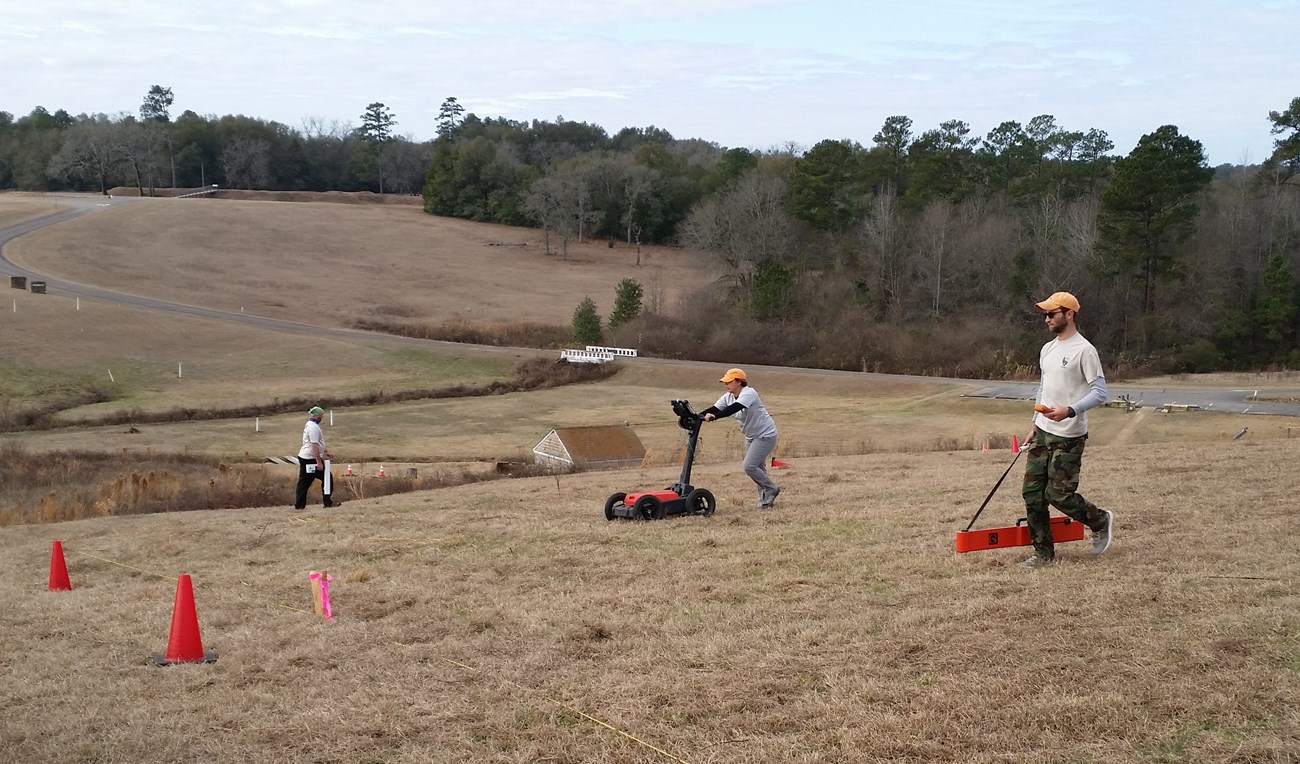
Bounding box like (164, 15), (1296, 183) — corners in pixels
(514, 89), (630, 102)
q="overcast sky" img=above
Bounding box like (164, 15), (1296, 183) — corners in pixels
(4, 0), (1296, 165)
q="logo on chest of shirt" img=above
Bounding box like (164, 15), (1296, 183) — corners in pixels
(1061, 356), (1070, 367)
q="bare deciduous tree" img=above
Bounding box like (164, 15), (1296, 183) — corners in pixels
(914, 200), (954, 317)
(857, 188), (905, 320)
(382, 138), (432, 195)
(523, 174), (571, 257)
(46, 116), (124, 194)
(679, 169), (795, 296)
(622, 163), (659, 256)
(118, 120), (159, 197)
(221, 137), (271, 190)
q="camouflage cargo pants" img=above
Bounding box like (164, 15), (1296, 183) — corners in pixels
(1021, 430), (1106, 559)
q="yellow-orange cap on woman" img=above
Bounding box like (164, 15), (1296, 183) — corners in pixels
(719, 368), (747, 383)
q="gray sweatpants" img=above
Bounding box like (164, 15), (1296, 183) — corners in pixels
(743, 434), (779, 503)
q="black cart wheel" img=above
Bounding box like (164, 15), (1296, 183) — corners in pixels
(686, 488), (716, 516)
(634, 494), (664, 521)
(604, 492), (627, 521)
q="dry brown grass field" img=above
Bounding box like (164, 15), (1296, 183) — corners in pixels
(2, 439), (1298, 763)
(5, 195), (711, 328)
(0, 191), (76, 229)
(2, 193), (1299, 762)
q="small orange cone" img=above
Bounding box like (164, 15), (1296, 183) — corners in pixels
(771, 458), (790, 468)
(152, 574), (217, 666)
(1011, 434), (1020, 453)
(48, 540), (72, 591)
(377, 465), (386, 477)
(345, 464), (353, 476)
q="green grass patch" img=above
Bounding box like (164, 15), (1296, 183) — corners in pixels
(372, 346), (512, 384)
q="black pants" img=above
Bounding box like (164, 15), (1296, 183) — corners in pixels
(295, 460), (334, 509)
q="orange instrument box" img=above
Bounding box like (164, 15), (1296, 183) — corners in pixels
(955, 515), (1085, 553)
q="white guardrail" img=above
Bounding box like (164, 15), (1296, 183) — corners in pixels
(177, 185), (220, 198)
(560, 346), (638, 363)
(586, 345), (637, 357)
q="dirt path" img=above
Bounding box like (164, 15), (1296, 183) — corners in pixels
(1109, 406), (1151, 446)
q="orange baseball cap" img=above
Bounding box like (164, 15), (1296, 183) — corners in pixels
(719, 368), (747, 383)
(1035, 292), (1080, 312)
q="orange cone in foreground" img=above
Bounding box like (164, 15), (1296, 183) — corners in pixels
(48, 540), (72, 591)
(1011, 434), (1020, 453)
(771, 458), (790, 468)
(152, 574), (217, 666)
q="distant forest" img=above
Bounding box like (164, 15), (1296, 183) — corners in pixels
(2, 88), (1298, 377)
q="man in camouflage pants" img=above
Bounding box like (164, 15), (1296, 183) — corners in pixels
(1021, 292), (1114, 568)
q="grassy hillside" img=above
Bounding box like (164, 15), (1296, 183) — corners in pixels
(2, 438), (1297, 762)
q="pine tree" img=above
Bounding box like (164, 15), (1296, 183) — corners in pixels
(609, 278), (643, 328)
(572, 296), (603, 344)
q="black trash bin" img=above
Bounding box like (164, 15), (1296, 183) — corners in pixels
(9, 276), (24, 289)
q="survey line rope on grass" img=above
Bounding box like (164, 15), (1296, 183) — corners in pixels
(70, 549), (311, 614)
(72, 551), (173, 580)
(438, 656), (694, 764)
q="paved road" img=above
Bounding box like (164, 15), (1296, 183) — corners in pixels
(961, 381), (1300, 417)
(5, 201), (1300, 417)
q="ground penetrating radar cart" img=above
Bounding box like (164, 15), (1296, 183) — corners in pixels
(604, 400), (716, 521)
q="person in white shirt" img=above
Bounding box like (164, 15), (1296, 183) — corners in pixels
(1020, 292), (1114, 567)
(294, 405), (338, 510)
(700, 368), (781, 509)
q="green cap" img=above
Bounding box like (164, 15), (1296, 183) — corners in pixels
(308, 406), (325, 416)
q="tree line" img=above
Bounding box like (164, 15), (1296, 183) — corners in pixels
(0, 87), (428, 196)
(2, 87), (1298, 375)
(424, 98), (1300, 376)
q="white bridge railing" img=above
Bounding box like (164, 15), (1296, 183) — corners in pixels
(560, 346), (638, 364)
(561, 348), (615, 363)
(177, 185), (220, 198)
(585, 345), (637, 357)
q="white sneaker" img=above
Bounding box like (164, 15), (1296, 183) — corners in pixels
(1019, 555), (1056, 569)
(1090, 510), (1113, 555)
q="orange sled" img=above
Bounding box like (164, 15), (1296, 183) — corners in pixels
(955, 515), (1086, 553)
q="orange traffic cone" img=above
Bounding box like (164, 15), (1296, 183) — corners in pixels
(377, 465), (386, 477)
(1011, 434), (1020, 453)
(771, 458), (790, 468)
(152, 574), (217, 666)
(345, 464), (353, 476)
(48, 540), (72, 591)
